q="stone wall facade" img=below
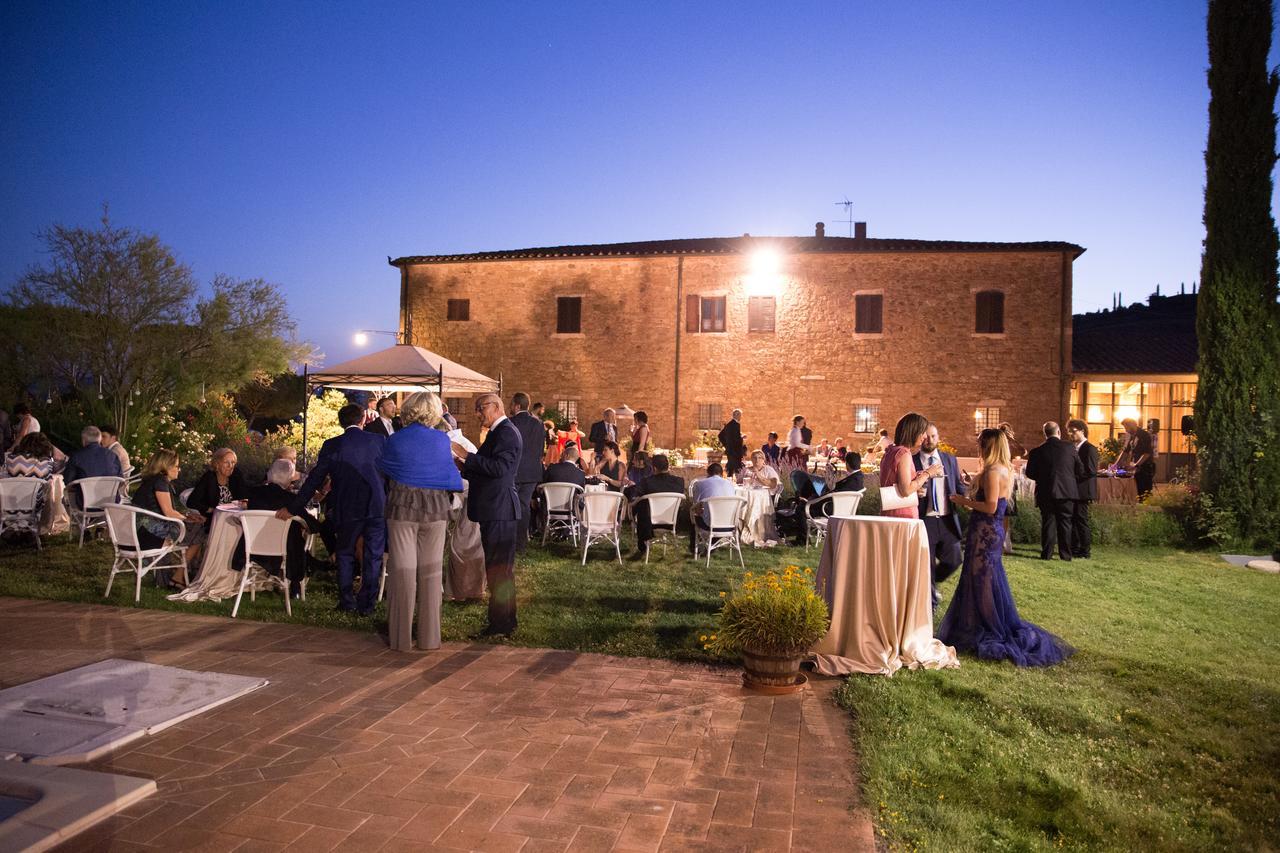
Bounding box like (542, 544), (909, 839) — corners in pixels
(396, 246), (1076, 455)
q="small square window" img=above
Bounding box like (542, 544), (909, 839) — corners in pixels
(974, 406), (1001, 434)
(446, 299), (470, 321)
(853, 405), (880, 434)
(697, 402), (723, 430)
(556, 297), (582, 334)
(748, 296), (775, 332)
(855, 294), (883, 334)
(700, 296), (726, 333)
(556, 399), (579, 422)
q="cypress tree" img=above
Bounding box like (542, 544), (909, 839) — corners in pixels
(1197, 0), (1280, 546)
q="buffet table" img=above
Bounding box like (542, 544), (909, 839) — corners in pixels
(812, 515), (959, 676)
(1096, 476), (1139, 505)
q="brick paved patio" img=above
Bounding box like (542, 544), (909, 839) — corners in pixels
(0, 597), (873, 852)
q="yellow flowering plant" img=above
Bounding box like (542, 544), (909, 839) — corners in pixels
(704, 565), (829, 656)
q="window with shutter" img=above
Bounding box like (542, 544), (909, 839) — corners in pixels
(700, 296), (726, 332)
(556, 296), (582, 333)
(748, 296), (775, 332)
(855, 294), (883, 334)
(685, 294), (700, 333)
(446, 299), (470, 321)
(975, 291), (1004, 334)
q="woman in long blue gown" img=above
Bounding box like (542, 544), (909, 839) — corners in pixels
(938, 428), (1074, 667)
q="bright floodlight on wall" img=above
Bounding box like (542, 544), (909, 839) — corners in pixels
(746, 246), (782, 296)
(353, 331), (369, 346)
(751, 247), (780, 275)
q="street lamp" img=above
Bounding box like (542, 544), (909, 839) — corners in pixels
(354, 329), (402, 346)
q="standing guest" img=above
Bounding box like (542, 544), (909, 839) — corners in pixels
(542, 419), (560, 464)
(543, 443), (587, 487)
(364, 396), (401, 437)
(280, 404), (387, 614)
(64, 425), (123, 507)
(718, 409), (745, 477)
(689, 461), (736, 554)
(361, 395), (379, 426)
(378, 392), (463, 651)
(1117, 418), (1157, 498)
(452, 393), (522, 637)
(746, 450), (780, 494)
(880, 413), (942, 519)
(10, 403), (40, 450)
(913, 424), (966, 605)
(1025, 422), (1085, 561)
(761, 432), (781, 465)
(531, 402), (546, 420)
(588, 408), (618, 462)
(628, 453), (685, 560)
(187, 448), (248, 533)
(441, 402), (459, 431)
(1066, 419), (1099, 559)
(557, 419), (587, 456)
(625, 449), (654, 489)
(99, 426), (131, 474)
(939, 428), (1074, 666)
(4, 432), (62, 479)
(246, 459), (320, 599)
(786, 416), (810, 463)
(997, 422), (1027, 460)
(508, 392), (547, 553)
(131, 450), (205, 585)
(594, 441), (626, 491)
(834, 451), (865, 492)
(631, 410), (652, 456)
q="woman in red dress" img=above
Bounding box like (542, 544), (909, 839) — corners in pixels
(880, 412), (943, 519)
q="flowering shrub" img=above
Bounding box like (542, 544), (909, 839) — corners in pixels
(183, 393), (248, 449)
(704, 565), (830, 656)
(275, 390), (349, 454)
(129, 401), (214, 469)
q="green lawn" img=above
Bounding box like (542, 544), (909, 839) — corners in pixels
(0, 529), (1276, 851)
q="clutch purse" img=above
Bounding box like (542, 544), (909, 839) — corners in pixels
(879, 485), (918, 512)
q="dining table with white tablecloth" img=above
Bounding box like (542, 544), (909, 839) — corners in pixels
(168, 504), (247, 603)
(734, 485), (777, 546)
(811, 515), (959, 676)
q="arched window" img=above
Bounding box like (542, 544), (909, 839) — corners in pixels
(975, 290), (1004, 334)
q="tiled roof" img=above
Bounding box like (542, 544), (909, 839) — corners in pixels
(1072, 295), (1198, 374)
(389, 234), (1085, 266)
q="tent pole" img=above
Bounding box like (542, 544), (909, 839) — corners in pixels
(301, 363), (310, 469)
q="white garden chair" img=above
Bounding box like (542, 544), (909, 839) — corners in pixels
(694, 495), (747, 568)
(0, 477), (48, 551)
(65, 475), (126, 548)
(232, 510), (303, 618)
(538, 482), (584, 545)
(805, 489), (866, 549)
(630, 492), (684, 563)
(579, 490), (625, 565)
(102, 504), (187, 601)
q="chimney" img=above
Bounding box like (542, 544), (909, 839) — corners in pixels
(815, 222), (825, 238)
(854, 221), (867, 240)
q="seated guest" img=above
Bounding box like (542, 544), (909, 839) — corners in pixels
(625, 449), (654, 490)
(815, 438), (832, 460)
(594, 441), (626, 492)
(9, 403), (40, 451)
(833, 437), (848, 460)
(689, 462), (736, 554)
(186, 448), (248, 532)
(131, 449), (205, 585)
(377, 391), (463, 651)
(790, 468), (825, 502)
(761, 432), (781, 465)
(834, 450), (865, 492)
(543, 444), (587, 487)
(5, 432), (61, 479)
(628, 454), (686, 560)
(64, 425), (124, 508)
(746, 450), (781, 494)
(99, 425), (131, 474)
(246, 459), (319, 598)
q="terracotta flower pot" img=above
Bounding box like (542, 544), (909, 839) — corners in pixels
(741, 647), (807, 694)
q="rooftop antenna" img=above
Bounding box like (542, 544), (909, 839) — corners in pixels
(833, 197), (854, 237)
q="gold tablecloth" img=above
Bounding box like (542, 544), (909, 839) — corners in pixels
(735, 486), (777, 546)
(1096, 477), (1138, 505)
(812, 515), (959, 676)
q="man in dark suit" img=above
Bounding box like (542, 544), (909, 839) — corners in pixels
(508, 392), (547, 553)
(913, 425), (966, 603)
(279, 404), (387, 613)
(543, 444), (587, 487)
(1025, 421), (1086, 561)
(588, 408), (618, 461)
(363, 397), (401, 437)
(64, 425), (124, 508)
(833, 450), (865, 493)
(627, 453), (686, 560)
(1066, 419), (1099, 560)
(452, 393), (523, 636)
(718, 409), (745, 478)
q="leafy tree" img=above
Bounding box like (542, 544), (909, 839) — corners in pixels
(1196, 0), (1280, 547)
(232, 371), (308, 430)
(4, 209), (309, 438)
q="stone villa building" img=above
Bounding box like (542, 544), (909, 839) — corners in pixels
(390, 223), (1085, 454)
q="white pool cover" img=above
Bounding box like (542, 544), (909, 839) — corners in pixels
(0, 659), (267, 765)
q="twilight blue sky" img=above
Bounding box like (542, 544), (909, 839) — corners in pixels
(2, 1), (1276, 366)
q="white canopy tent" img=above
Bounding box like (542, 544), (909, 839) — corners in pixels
(301, 344), (500, 461)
